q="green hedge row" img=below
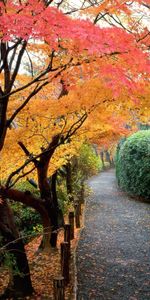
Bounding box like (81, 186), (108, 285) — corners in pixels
(116, 130), (150, 199)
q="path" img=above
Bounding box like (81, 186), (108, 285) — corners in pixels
(76, 169), (150, 300)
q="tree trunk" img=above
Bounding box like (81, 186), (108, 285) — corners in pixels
(0, 94), (8, 152)
(0, 199), (33, 298)
(50, 172), (64, 247)
(105, 150), (112, 166)
(37, 153), (61, 247)
(100, 151), (105, 169)
(65, 162), (74, 202)
(51, 172), (64, 228)
(17, 134), (62, 248)
(0, 187), (51, 250)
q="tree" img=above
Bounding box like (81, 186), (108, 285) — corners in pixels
(0, 0), (150, 297)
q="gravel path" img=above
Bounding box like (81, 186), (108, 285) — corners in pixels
(76, 169), (150, 300)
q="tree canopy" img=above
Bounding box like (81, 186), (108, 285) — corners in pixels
(0, 0), (150, 298)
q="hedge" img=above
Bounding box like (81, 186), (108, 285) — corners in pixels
(116, 130), (150, 199)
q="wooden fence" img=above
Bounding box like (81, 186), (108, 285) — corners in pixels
(53, 196), (84, 300)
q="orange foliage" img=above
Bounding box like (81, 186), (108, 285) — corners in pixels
(1, 74), (150, 185)
(0, 0), (150, 184)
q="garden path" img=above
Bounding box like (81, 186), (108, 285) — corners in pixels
(76, 169), (150, 300)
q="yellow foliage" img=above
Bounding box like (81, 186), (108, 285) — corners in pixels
(1, 74), (150, 184)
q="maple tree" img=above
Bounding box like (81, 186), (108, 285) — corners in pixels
(1, 75), (149, 243)
(0, 0), (150, 298)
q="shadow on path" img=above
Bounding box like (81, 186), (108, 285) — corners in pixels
(76, 169), (150, 300)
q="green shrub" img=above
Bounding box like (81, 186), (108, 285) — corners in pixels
(10, 202), (42, 242)
(70, 143), (102, 198)
(15, 180), (39, 197)
(116, 130), (150, 199)
(57, 143), (102, 210)
(10, 181), (42, 242)
(77, 143), (102, 179)
(57, 181), (73, 213)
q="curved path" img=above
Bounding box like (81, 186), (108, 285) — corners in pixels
(76, 169), (150, 300)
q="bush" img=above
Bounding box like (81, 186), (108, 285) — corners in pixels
(115, 130), (150, 199)
(77, 143), (102, 179)
(11, 181), (42, 242)
(57, 143), (102, 210)
(57, 181), (73, 213)
(10, 202), (42, 242)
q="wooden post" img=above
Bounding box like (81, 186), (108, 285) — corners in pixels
(68, 211), (74, 240)
(74, 203), (80, 228)
(61, 242), (70, 285)
(78, 201), (82, 215)
(53, 276), (65, 300)
(50, 230), (57, 248)
(64, 224), (71, 255)
(80, 184), (85, 204)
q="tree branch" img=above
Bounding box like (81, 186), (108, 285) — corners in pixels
(7, 60), (72, 126)
(0, 50), (55, 99)
(0, 187), (51, 247)
(9, 41), (27, 92)
(8, 166), (36, 188)
(7, 81), (49, 126)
